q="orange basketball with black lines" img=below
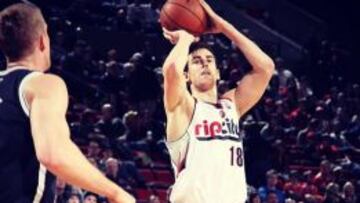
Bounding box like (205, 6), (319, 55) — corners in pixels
(160, 0), (208, 36)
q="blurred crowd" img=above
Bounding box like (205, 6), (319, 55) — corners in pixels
(244, 60), (360, 203)
(1, 0), (359, 203)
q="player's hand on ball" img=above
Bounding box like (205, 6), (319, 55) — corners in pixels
(162, 28), (199, 45)
(199, 0), (226, 34)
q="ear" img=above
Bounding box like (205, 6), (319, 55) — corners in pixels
(184, 71), (190, 83)
(39, 35), (45, 52)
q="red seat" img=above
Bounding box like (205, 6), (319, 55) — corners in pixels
(139, 169), (156, 182)
(152, 161), (170, 169)
(135, 188), (153, 201)
(154, 170), (174, 184)
(154, 189), (168, 202)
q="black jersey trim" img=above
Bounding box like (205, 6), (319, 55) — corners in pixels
(196, 135), (242, 142)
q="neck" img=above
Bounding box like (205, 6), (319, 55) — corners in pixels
(192, 86), (218, 104)
(7, 56), (42, 72)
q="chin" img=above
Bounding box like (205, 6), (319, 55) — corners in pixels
(196, 81), (215, 92)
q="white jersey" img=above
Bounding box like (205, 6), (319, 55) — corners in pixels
(166, 99), (247, 203)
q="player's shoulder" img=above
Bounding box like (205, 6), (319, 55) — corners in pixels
(25, 73), (67, 96)
(28, 73), (65, 87)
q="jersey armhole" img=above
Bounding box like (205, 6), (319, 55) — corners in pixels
(18, 72), (42, 117)
(166, 98), (197, 144)
(220, 98), (242, 120)
(166, 98), (197, 175)
(166, 133), (190, 177)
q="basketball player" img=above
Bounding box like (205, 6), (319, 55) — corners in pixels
(0, 3), (134, 203)
(162, 1), (275, 202)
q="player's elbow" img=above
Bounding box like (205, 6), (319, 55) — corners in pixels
(162, 62), (182, 79)
(253, 56), (275, 77)
(35, 139), (69, 170)
(258, 58), (275, 78)
(36, 148), (63, 169)
(264, 58), (275, 76)
(162, 62), (175, 75)
(33, 120), (71, 170)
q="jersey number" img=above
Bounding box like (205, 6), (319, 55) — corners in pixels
(230, 146), (243, 167)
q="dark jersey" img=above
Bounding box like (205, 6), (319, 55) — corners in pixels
(0, 67), (55, 203)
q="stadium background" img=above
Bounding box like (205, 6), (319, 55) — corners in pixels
(0, 0), (359, 202)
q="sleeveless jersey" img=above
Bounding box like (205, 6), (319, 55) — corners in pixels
(0, 67), (56, 203)
(167, 99), (247, 203)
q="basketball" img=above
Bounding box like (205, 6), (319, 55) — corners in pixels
(160, 0), (208, 36)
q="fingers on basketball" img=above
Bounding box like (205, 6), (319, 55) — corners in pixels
(159, 0), (208, 36)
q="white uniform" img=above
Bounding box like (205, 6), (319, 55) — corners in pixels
(167, 99), (247, 203)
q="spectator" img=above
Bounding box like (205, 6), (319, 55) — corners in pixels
(99, 60), (125, 95)
(274, 57), (295, 89)
(66, 193), (82, 203)
(248, 192), (261, 203)
(52, 31), (67, 65)
(62, 40), (88, 78)
(87, 140), (102, 160)
(96, 103), (125, 144)
(105, 157), (131, 190)
(341, 181), (357, 203)
(127, 52), (161, 106)
(105, 157), (145, 189)
(323, 182), (341, 203)
(83, 192), (98, 203)
(266, 191), (280, 203)
(299, 170), (321, 200)
(283, 170), (302, 200)
(284, 198), (296, 203)
(55, 179), (67, 203)
(313, 160), (334, 192)
(148, 194), (161, 203)
(77, 108), (97, 140)
(126, 0), (145, 28)
(258, 169), (285, 203)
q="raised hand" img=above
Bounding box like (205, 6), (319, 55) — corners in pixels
(199, 0), (227, 34)
(162, 28), (199, 45)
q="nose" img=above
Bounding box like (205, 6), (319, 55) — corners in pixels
(200, 59), (209, 68)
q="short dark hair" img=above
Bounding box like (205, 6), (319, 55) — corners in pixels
(84, 192), (98, 200)
(0, 3), (45, 62)
(266, 169), (277, 178)
(185, 42), (217, 72)
(189, 42), (215, 55)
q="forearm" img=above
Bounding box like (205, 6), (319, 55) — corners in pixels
(163, 38), (193, 74)
(29, 75), (133, 202)
(48, 139), (124, 199)
(221, 22), (274, 73)
(37, 121), (127, 201)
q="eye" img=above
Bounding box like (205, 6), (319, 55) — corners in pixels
(193, 59), (201, 64)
